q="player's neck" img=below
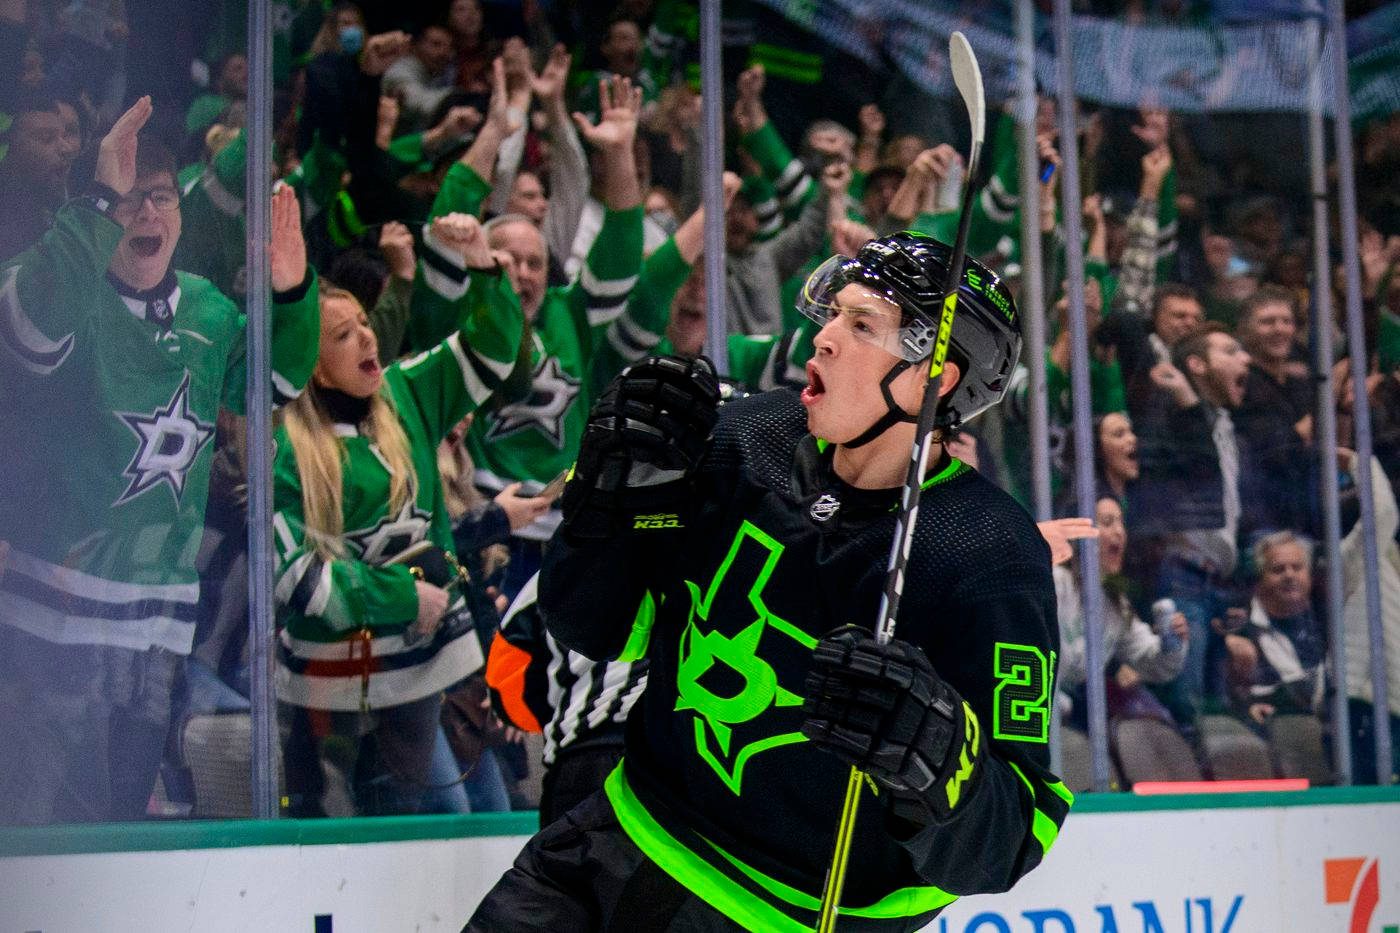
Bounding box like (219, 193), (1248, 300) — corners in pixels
(832, 422), (934, 490)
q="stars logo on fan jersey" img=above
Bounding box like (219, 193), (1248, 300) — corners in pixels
(345, 498), (433, 565)
(484, 355), (581, 450)
(113, 371), (216, 507)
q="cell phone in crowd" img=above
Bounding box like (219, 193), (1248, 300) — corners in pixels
(531, 468), (570, 504)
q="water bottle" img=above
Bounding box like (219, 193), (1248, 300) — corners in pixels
(1152, 598), (1181, 652)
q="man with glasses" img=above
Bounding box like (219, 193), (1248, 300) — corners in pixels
(0, 97), (320, 824)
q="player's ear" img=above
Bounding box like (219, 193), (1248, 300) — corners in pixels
(936, 359), (962, 400)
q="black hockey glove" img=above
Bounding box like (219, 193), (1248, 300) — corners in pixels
(802, 626), (984, 826)
(559, 355), (720, 541)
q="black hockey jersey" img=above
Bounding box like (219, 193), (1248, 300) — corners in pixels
(540, 390), (1071, 932)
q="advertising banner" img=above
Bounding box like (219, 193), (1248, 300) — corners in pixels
(1, 799), (1397, 931)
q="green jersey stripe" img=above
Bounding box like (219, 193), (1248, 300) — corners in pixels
(0, 267), (76, 375)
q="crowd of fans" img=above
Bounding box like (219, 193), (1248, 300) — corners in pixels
(0, 0), (1397, 824)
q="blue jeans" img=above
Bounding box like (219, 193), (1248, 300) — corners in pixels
(463, 746), (512, 813)
(419, 723), (472, 814)
(1153, 557), (1231, 730)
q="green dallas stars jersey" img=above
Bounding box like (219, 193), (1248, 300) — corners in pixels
(272, 270), (522, 712)
(541, 391), (1070, 932)
(174, 130), (249, 305)
(411, 207), (644, 488)
(0, 199), (319, 654)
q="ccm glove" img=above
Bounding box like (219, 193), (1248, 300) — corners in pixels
(802, 626), (984, 825)
(560, 355), (720, 540)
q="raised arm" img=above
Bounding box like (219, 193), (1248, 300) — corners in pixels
(482, 37), (536, 218)
(535, 44), (591, 264)
(733, 64), (813, 219)
(542, 357), (719, 660)
(573, 74), (643, 212)
(227, 182), (319, 412)
(1115, 146), (1170, 318)
(370, 221), (417, 365)
(563, 75), (644, 347)
(415, 104), (483, 164)
(766, 161), (837, 283)
(882, 145), (958, 233)
(396, 213), (523, 441)
(460, 57), (522, 195)
(591, 172), (741, 384)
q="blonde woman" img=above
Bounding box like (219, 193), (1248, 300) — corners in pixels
(273, 213), (521, 817)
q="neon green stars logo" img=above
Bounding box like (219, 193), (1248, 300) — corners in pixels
(676, 521), (816, 796)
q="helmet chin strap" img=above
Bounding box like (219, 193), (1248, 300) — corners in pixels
(842, 358), (920, 449)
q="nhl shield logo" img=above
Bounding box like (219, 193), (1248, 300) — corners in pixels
(809, 494), (841, 523)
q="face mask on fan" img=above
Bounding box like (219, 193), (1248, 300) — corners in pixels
(339, 25), (365, 55)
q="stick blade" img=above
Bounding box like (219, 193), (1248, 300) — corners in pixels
(949, 31), (986, 149)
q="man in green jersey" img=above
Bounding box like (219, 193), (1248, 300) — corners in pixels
(0, 98), (319, 824)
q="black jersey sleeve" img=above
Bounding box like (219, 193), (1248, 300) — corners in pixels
(894, 548), (1071, 895)
(538, 534), (661, 661)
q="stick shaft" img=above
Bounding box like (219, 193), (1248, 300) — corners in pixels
(814, 140), (983, 930)
(815, 767), (866, 933)
(874, 139), (982, 646)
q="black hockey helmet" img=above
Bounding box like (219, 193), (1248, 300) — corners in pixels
(798, 231), (1021, 440)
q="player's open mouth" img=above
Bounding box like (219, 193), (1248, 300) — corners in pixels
(130, 235), (163, 257)
(359, 357), (380, 376)
(801, 362), (825, 405)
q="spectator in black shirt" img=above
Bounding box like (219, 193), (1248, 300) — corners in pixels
(1235, 285), (1318, 541)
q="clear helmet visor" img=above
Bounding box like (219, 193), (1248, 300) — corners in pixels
(797, 255), (936, 362)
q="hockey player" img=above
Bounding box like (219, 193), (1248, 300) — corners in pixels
(272, 212), (523, 817)
(465, 232), (1070, 931)
(0, 97), (321, 824)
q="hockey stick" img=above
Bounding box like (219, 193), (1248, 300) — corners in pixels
(814, 31), (986, 933)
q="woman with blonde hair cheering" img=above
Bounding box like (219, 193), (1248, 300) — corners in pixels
(273, 212), (521, 816)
